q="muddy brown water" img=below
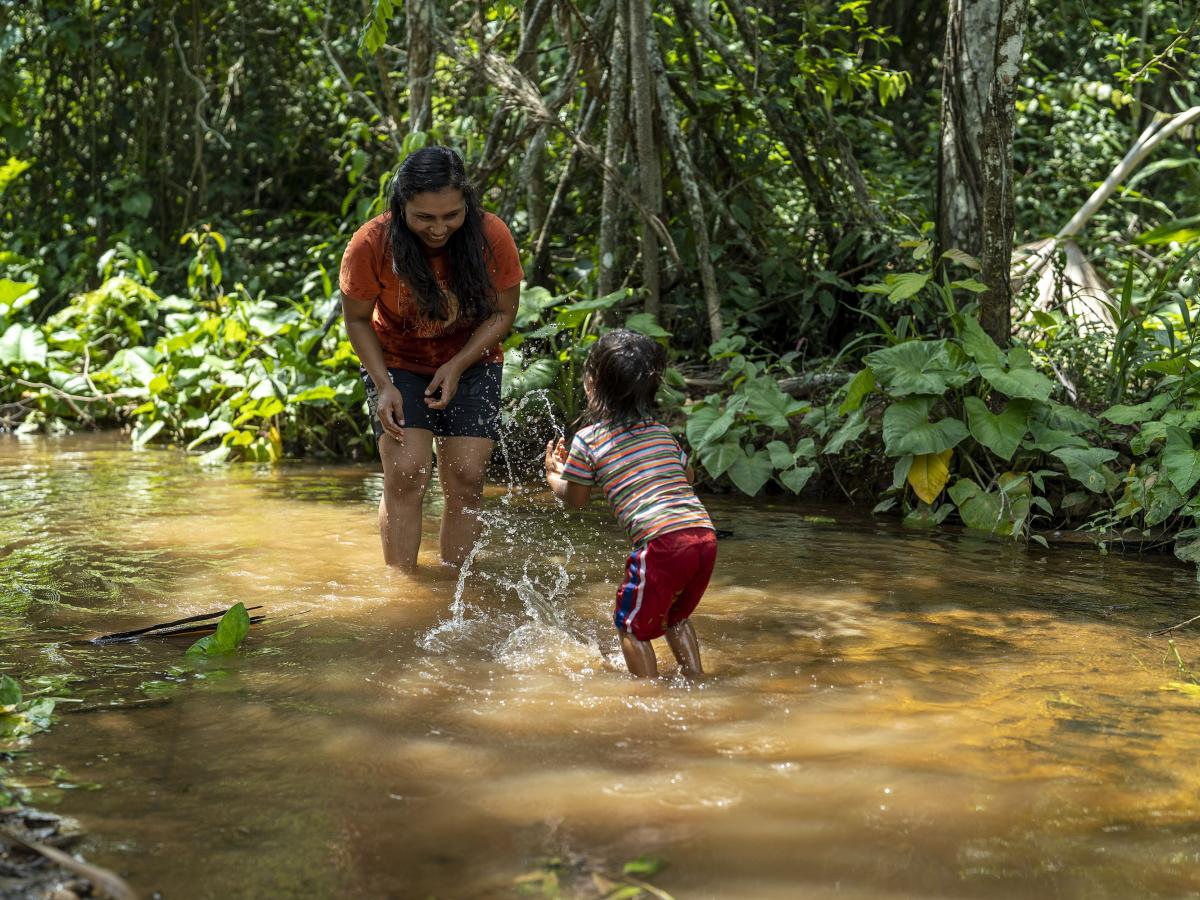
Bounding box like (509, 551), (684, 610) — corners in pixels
(2, 433), (1200, 899)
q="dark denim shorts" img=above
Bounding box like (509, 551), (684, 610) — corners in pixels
(362, 363), (502, 441)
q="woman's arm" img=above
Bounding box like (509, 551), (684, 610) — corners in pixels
(425, 284), (520, 410)
(342, 294), (405, 442)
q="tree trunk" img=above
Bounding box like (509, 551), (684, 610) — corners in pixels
(406, 0), (435, 134)
(627, 0), (662, 319)
(978, 0), (1030, 347)
(936, 0), (1002, 261)
(597, 0), (630, 298)
(649, 26), (723, 342)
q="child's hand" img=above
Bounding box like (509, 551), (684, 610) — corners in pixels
(545, 438), (567, 476)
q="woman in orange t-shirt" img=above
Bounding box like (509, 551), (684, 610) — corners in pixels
(339, 147), (523, 569)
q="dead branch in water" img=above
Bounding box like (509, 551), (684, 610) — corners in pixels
(1152, 613), (1200, 636)
(89, 606), (265, 644)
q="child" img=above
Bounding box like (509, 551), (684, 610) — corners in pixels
(544, 329), (717, 678)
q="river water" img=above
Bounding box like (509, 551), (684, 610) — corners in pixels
(2, 434), (1200, 899)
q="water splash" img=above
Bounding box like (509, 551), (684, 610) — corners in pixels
(420, 388), (582, 658)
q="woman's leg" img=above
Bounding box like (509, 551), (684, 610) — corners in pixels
(434, 436), (494, 566)
(378, 430), (435, 569)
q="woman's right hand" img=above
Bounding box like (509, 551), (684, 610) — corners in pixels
(377, 383), (406, 442)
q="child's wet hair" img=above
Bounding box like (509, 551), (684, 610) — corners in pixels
(583, 329), (667, 424)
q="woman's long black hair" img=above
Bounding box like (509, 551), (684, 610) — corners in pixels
(583, 329), (667, 424)
(388, 146), (496, 322)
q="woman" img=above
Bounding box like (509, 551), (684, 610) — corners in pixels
(339, 147), (523, 569)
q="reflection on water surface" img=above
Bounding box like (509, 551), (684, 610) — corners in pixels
(3, 434), (1200, 899)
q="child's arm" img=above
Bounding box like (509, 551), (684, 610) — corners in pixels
(545, 438), (592, 509)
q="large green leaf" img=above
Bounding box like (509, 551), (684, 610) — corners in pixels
(960, 319), (1053, 400)
(948, 478), (1009, 534)
(1101, 395), (1173, 425)
(623, 312), (671, 338)
(978, 354), (1053, 401)
(1131, 421), (1170, 456)
(502, 358), (560, 401)
(838, 367), (875, 415)
(1174, 527), (1200, 565)
(765, 440), (795, 470)
(859, 272), (931, 302)
(779, 465), (815, 494)
(0, 279), (37, 314)
(727, 449), (773, 496)
(685, 404), (720, 449)
(958, 316), (1004, 367)
(553, 290), (626, 327)
(1023, 420), (1089, 453)
(1145, 479), (1186, 527)
(824, 409), (868, 455)
(865, 341), (972, 397)
(1035, 400), (1099, 435)
(700, 438), (742, 479)
(1052, 447), (1119, 493)
(964, 397), (1031, 462)
(1163, 426), (1200, 495)
(701, 409), (737, 446)
(742, 379), (794, 431)
(0, 323), (48, 367)
(881, 397), (969, 457)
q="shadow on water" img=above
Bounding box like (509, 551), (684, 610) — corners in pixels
(3, 433), (1200, 899)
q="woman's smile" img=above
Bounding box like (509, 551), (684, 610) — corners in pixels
(404, 186), (466, 248)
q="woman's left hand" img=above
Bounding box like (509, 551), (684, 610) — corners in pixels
(425, 360), (464, 410)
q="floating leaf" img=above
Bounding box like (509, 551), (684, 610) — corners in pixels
(0, 675), (21, 709)
(623, 856), (665, 877)
(186, 602), (252, 656)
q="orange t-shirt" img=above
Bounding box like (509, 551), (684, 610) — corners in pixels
(338, 211), (524, 373)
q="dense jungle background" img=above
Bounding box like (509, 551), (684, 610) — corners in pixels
(1, 0), (1199, 559)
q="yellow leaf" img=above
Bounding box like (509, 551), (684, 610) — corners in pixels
(907, 449), (952, 504)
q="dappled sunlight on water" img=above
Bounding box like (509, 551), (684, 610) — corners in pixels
(4, 434), (1200, 898)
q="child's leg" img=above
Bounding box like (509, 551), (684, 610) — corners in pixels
(619, 631), (659, 678)
(665, 618), (702, 677)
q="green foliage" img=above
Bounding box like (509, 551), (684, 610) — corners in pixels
(186, 603), (252, 656)
(680, 335), (814, 496)
(1, 238), (369, 460)
(0, 675), (57, 743)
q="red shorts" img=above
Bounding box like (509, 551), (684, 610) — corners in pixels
(614, 527), (717, 641)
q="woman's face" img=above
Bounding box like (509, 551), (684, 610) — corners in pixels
(403, 187), (466, 249)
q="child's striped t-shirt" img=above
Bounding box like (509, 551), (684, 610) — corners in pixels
(561, 419), (713, 546)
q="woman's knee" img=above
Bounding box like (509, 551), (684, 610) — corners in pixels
(381, 453), (433, 502)
(439, 459), (487, 502)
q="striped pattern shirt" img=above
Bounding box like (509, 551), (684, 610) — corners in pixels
(562, 419), (713, 546)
